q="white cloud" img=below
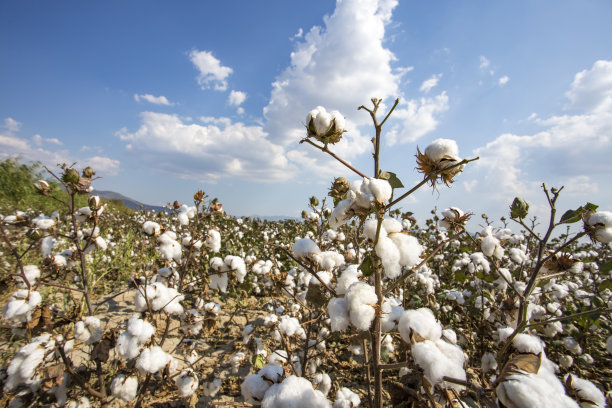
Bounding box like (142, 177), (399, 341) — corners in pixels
(134, 93), (174, 106)
(565, 60), (612, 112)
(387, 92), (450, 145)
(472, 61), (612, 205)
(189, 50), (233, 91)
(228, 90), (247, 106)
(479, 56), (490, 70)
(419, 73), (442, 93)
(498, 75), (509, 86)
(263, 0), (401, 149)
(563, 175), (599, 196)
(32, 134), (62, 146)
(0, 118), (119, 176)
(4, 117), (21, 132)
(117, 112), (294, 182)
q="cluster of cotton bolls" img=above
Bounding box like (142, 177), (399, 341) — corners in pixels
(115, 314), (155, 359)
(398, 308), (467, 391)
(494, 328), (605, 407)
(328, 178), (393, 229)
(363, 217), (423, 279)
(134, 282), (184, 314)
(2, 289), (42, 325)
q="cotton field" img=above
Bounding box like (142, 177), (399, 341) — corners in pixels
(0, 101), (610, 407)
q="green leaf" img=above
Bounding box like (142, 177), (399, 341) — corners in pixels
(454, 271), (468, 282)
(599, 279), (612, 292)
(379, 171), (404, 189)
(560, 209), (583, 224)
(560, 203), (599, 224)
(252, 354), (265, 370)
(381, 347), (390, 363)
(599, 261), (612, 275)
(360, 255), (374, 277)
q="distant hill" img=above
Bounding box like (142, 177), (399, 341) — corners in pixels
(93, 190), (168, 213)
(247, 214), (300, 222)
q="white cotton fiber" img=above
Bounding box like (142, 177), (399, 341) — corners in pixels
(293, 238), (321, 259)
(134, 282), (184, 314)
(4, 337), (48, 391)
(336, 265), (360, 295)
(376, 236), (401, 279)
(333, 387), (361, 408)
(261, 375), (331, 408)
(313, 251), (345, 271)
(135, 346), (172, 374)
(564, 374), (605, 408)
(205, 229), (221, 252)
(111, 374), (138, 402)
(389, 233), (423, 268)
(411, 339), (466, 390)
(346, 282), (377, 331)
(74, 316), (103, 344)
(424, 138), (459, 162)
(225, 255), (247, 283)
(327, 297), (350, 332)
(3, 290), (42, 323)
(398, 308), (442, 343)
(367, 178), (392, 204)
(175, 369), (199, 397)
(15, 265), (41, 288)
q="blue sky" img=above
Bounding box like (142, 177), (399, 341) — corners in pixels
(1, 0), (611, 226)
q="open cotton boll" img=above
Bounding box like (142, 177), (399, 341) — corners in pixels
(327, 297), (350, 332)
(142, 221), (161, 236)
(135, 346), (173, 374)
(481, 234), (503, 259)
(175, 369), (199, 397)
(261, 375), (331, 408)
(313, 251), (345, 271)
(3, 290), (42, 323)
(389, 233), (423, 268)
(210, 272), (229, 293)
(15, 265), (41, 288)
(111, 374), (138, 402)
(346, 282), (377, 331)
(312, 373), (332, 396)
(225, 255), (247, 283)
(381, 297), (404, 332)
(586, 211), (612, 243)
(74, 316), (103, 344)
(333, 387), (361, 408)
(375, 235), (402, 279)
(398, 308), (442, 343)
(329, 198), (353, 230)
(242, 366), (284, 405)
(363, 218), (382, 241)
(134, 282), (184, 314)
(367, 178), (392, 204)
(279, 315), (301, 337)
(564, 374), (605, 408)
(203, 376), (222, 397)
(411, 339), (467, 391)
(336, 265), (361, 295)
(481, 352), (498, 373)
(293, 238), (321, 260)
(424, 138), (459, 162)
(4, 336), (49, 391)
(127, 314), (155, 343)
(509, 248), (529, 264)
(205, 229), (221, 252)
(41, 236), (55, 257)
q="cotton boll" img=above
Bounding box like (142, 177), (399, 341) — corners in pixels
(586, 211), (612, 243)
(313, 251), (345, 271)
(15, 265), (41, 288)
(346, 282), (377, 331)
(225, 255), (247, 283)
(327, 297), (350, 332)
(329, 199), (353, 229)
(203, 376), (222, 397)
(142, 221), (161, 235)
(205, 229), (221, 252)
(363, 218), (382, 241)
(481, 234), (503, 259)
(242, 374), (272, 404)
(279, 315), (300, 337)
(559, 355), (574, 370)
(424, 139), (459, 162)
(4, 338), (48, 391)
(66, 397), (90, 408)
(367, 178), (392, 204)
(41, 236), (55, 257)
(209, 272), (229, 293)
(563, 337), (583, 355)
(293, 238), (321, 260)
(389, 233), (423, 268)
(509, 248), (528, 264)
(376, 235), (401, 279)
(564, 374), (605, 408)
(111, 374), (138, 402)
(411, 339), (466, 390)
(511, 333), (545, 355)
(74, 316), (103, 344)
(261, 375), (331, 408)
(398, 308), (442, 343)
(336, 265), (361, 295)
(312, 373), (332, 396)
(175, 369), (199, 397)
(3, 290), (42, 324)
(135, 346), (173, 374)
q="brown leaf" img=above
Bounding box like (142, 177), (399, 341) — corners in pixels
(496, 352), (542, 385)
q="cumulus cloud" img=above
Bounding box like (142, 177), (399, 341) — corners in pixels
(498, 75), (509, 86)
(565, 60), (612, 112)
(134, 94), (174, 106)
(117, 112), (293, 182)
(228, 90), (247, 107)
(386, 92), (449, 145)
(0, 118), (119, 176)
(189, 50), (233, 91)
(479, 56), (490, 70)
(420, 73), (442, 93)
(472, 60), (612, 204)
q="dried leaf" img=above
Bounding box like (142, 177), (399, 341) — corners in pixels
(496, 353), (542, 385)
